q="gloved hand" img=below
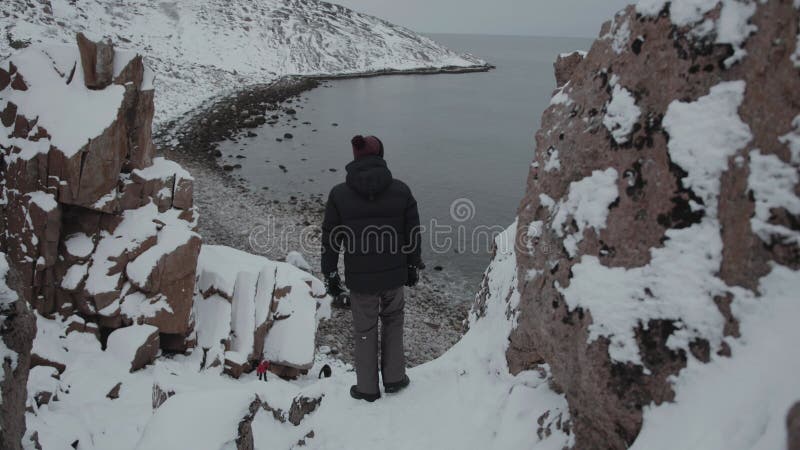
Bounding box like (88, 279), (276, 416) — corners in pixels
(405, 262), (424, 287)
(325, 272), (344, 297)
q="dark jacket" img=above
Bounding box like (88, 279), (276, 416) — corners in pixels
(321, 156), (422, 294)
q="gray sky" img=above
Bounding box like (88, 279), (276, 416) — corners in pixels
(332, 0), (632, 38)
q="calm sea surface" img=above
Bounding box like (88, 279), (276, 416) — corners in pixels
(220, 34), (593, 298)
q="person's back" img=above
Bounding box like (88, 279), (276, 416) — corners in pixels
(321, 135), (422, 402)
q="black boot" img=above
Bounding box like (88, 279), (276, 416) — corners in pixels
(350, 385), (380, 402)
(383, 375), (410, 394)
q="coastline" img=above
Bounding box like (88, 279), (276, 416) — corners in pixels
(156, 69), (486, 367)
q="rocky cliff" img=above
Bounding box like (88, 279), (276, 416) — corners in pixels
(493, 0), (800, 448)
(1, 35), (200, 354)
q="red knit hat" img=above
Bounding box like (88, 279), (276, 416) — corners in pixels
(352, 135), (384, 159)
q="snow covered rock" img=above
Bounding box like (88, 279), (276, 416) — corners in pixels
(1, 35), (199, 352)
(0, 252), (35, 450)
(1, 0), (487, 127)
(512, 1), (800, 448)
(106, 324), (159, 372)
(194, 245), (328, 378)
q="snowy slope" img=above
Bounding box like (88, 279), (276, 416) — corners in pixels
(24, 225), (572, 450)
(1, 0), (486, 125)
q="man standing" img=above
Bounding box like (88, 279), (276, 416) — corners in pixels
(321, 135), (423, 402)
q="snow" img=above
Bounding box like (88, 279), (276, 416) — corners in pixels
(636, 0), (720, 26)
(106, 324), (158, 367)
(132, 157), (194, 181)
(27, 365), (61, 409)
(85, 205), (159, 296)
(603, 84), (641, 144)
(126, 225), (199, 289)
(662, 80), (752, 211)
(748, 150), (800, 245)
(64, 233), (94, 259)
(778, 115), (800, 164)
(603, 15), (632, 54)
(716, 0), (757, 66)
(135, 389), (257, 450)
(550, 168), (619, 258)
(286, 251), (312, 272)
(120, 291), (174, 321)
(543, 148), (561, 172)
(230, 271), (258, 358)
(60, 263), (88, 290)
(262, 265), (319, 368)
(549, 82), (573, 106)
(194, 293), (232, 365)
(559, 50), (587, 58)
(631, 265), (800, 450)
(22, 223), (573, 450)
(26, 191), (58, 212)
(635, 0), (758, 66)
(3, 0), (485, 128)
(0, 46), (126, 159)
(196, 245), (328, 368)
(559, 220), (727, 366)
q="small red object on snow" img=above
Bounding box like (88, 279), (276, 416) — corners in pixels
(256, 360), (270, 375)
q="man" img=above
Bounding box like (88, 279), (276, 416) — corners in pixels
(321, 135), (423, 402)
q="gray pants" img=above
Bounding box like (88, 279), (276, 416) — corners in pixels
(350, 287), (406, 395)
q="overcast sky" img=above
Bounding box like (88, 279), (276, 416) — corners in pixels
(332, 0), (632, 38)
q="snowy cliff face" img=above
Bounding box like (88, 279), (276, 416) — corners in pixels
(1, 0), (486, 125)
(504, 1), (800, 448)
(0, 252), (35, 450)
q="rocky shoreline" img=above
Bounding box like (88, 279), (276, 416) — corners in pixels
(156, 74), (478, 367)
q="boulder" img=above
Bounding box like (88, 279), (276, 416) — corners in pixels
(106, 324), (160, 372)
(502, 2), (800, 448)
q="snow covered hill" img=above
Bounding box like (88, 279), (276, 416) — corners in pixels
(1, 0), (486, 125)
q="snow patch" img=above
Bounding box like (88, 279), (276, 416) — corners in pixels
(26, 191), (58, 212)
(550, 168), (620, 258)
(662, 80), (752, 211)
(631, 265), (800, 450)
(106, 324), (158, 366)
(778, 115), (800, 164)
(1, 46), (125, 159)
(544, 148), (561, 172)
(549, 82), (574, 107)
(748, 150), (800, 245)
(603, 84), (641, 144)
(64, 233), (94, 259)
(285, 251), (311, 272)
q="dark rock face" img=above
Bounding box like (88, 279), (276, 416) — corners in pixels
(502, 2), (800, 448)
(0, 264), (36, 450)
(789, 402), (800, 450)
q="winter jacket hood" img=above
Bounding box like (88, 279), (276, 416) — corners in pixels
(345, 156), (393, 199)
